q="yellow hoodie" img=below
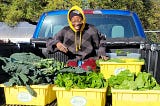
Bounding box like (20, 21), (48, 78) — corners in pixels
(67, 6), (86, 51)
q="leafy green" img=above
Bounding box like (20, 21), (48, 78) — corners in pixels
(58, 67), (87, 74)
(108, 70), (160, 90)
(96, 59), (105, 67)
(115, 50), (129, 56)
(96, 58), (144, 65)
(10, 52), (41, 63)
(35, 58), (65, 75)
(108, 70), (135, 87)
(54, 67), (108, 90)
(0, 52), (65, 97)
(26, 85), (37, 97)
(107, 58), (126, 63)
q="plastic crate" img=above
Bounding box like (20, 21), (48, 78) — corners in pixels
(99, 58), (144, 79)
(106, 53), (141, 59)
(53, 86), (107, 106)
(0, 84), (56, 106)
(112, 89), (160, 106)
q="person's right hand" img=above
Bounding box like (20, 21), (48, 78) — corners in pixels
(56, 42), (68, 53)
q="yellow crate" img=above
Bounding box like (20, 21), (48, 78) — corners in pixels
(53, 86), (107, 106)
(112, 89), (160, 106)
(0, 84), (56, 106)
(99, 58), (144, 79)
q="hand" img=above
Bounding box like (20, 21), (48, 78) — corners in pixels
(56, 42), (68, 53)
(101, 56), (109, 60)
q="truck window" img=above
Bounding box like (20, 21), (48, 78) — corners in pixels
(38, 15), (68, 38)
(85, 14), (138, 38)
(38, 14), (138, 39)
(111, 26), (124, 38)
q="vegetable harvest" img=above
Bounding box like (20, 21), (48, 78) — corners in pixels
(108, 70), (160, 90)
(54, 67), (108, 90)
(0, 52), (65, 96)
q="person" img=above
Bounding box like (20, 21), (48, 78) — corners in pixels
(46, 5), (108, 67)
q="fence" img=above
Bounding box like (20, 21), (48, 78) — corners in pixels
(142, 30), (160, 83)
(145, 30), (160, 43)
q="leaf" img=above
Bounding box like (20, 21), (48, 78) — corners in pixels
(19, 73), (29, 84)
(3, 78), (16, 87)
(26, 85), (37, 97)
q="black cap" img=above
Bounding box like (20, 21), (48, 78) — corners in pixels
(69, 10), (83, 20)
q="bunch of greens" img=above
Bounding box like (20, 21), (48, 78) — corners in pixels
(108, 70), (160, 90)
(0, 52), (65, 96)
(54, 67), (108, 90)
(115, 50), (130, 56)
(96, 58), (126, 68)
(96, 58), (144, 68)
(96, 59), (105, 67)
(106, 58), (126, 63)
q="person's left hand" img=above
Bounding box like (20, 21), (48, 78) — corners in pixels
(101, 56), (109, 60)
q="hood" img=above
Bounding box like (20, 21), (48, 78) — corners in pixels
(67, 5), (86, 32)
(67, 6), (86, 52)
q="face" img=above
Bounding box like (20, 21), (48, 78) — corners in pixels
(71, 16), (83, 31)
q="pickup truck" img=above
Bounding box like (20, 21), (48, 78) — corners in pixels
(31, 9), (147, 60)
(31, 9), (149, 69)
(0, 9), (160, 105)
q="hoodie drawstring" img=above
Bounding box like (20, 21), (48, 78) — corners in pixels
(79, 32), (82, 50)
(75, 32), (78, 51)
(75, 32), (82, 52)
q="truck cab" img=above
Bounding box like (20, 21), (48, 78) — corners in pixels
(33, 9), (146, 39)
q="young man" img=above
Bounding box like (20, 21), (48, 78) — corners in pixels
(46, 6), (108, 66)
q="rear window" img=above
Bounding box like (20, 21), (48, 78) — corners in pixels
(38, 14), (138, 38)
(38, 15), (68, 38)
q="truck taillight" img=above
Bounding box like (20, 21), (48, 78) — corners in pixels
(83, 10), (93, 14)
(83, 10), (102, 14)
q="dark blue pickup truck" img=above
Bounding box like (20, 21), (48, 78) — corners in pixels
(31, 9), (146, 58)
(31, 9), (147, 66)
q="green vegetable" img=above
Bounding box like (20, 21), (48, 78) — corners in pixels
(59, 67), (87, 74)
(10, 52), (41, 64)
(115, 50), (130, 55)
(35, 58), (65, 75)
(0, 52), (65, 97)
(96, 59), (105, 67)
(108, 70), (160, 90)
(108, 70), (135, 87)
(26, 85), (37, 97)
(96, 58), (126, 64)
(54, 67), (108, 90)
(106, 58), (126, 63)
(96, 57), (144, 64)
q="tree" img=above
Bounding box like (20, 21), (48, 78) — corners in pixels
(85, 0), (159, 30)
(0, 0), (46, 26)
(0, 0), (159, 30)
